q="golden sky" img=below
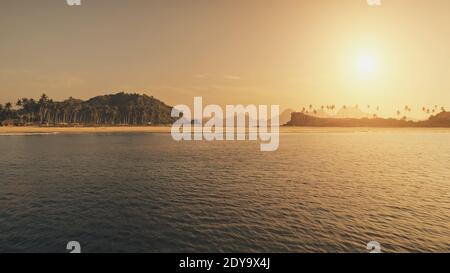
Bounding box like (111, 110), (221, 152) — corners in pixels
(1, 0), (450, 117)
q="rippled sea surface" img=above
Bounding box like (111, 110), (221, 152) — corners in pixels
(0, 129), (449, 253)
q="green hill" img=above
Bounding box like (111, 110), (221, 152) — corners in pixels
(0, 92), (176, 126)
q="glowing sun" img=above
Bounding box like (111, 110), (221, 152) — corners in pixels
(356, 53), (377, 76)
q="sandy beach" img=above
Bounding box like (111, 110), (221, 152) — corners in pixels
(0, 126), (173, 134)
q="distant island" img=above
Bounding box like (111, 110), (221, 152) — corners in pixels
(0, 93), (176, 127)
(286, 111), (450, 128)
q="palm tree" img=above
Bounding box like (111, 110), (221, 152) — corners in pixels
(38, 93), (50, 124)
(16, 99), (25, 124)
(2, 102), (13, 123)
(4, 102), (12, 111)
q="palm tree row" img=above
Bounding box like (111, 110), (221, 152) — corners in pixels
(300, 104), (380, 117)
(421, 105), (446, 115)
(301, 104), (337, 115)
(0, 92), (176, 126)
(300, 104), (447, 120)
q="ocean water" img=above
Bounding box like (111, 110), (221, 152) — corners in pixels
(0, 129), (449, 253)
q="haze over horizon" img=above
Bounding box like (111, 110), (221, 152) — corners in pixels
(2, 0), (450, 118)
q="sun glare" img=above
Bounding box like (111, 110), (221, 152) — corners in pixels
(356, 53), (377, 76)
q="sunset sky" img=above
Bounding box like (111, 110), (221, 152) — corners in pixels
(1, 0), (450, 117)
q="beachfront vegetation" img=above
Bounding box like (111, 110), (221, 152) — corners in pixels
(0, 92), (176, 126)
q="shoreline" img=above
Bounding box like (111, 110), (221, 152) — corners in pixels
(1, 126), (450, 135)
(0, 126), (173, 134)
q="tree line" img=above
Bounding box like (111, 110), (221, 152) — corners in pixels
(299, 104), (446, 120)
(0, 92), (176, 126)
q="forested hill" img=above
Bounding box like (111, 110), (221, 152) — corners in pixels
(0, 92), (177, 126)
